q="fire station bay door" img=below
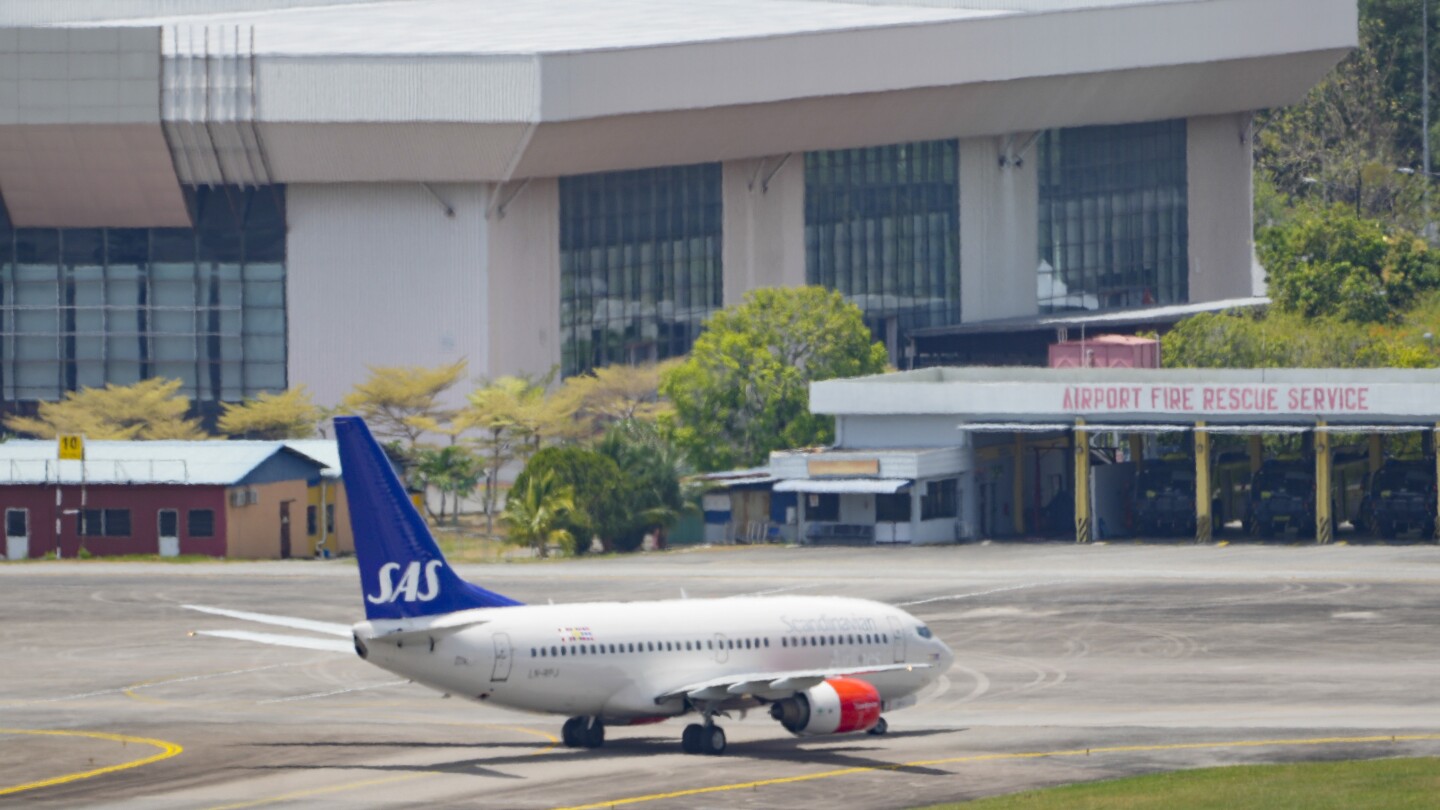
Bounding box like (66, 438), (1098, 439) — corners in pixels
(158, 510), (180, 557)
(5, 508), (28, 560)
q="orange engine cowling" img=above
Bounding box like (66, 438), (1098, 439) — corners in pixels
(768, 677), (882, 736)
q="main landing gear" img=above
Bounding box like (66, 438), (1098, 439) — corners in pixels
(868, 716), (889, 736)
(681, 714), (727, 755)
(561, 716), (605, 749)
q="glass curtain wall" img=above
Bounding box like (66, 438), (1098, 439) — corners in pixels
(804, 140), (961, 344)
(1037, 120), (1188, 313)
(0, 186), (286, 408)
(559, 163), (723, 378)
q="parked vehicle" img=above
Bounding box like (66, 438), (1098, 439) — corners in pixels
(1245, 460), (1316, 538)
(1131, 460), (1223, 537)
(1354, 460), (1436, 539)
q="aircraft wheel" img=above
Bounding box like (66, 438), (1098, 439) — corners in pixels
(703, 724), (727, 755)
(583, 719), (605, 749)
(867, 717), (889, 736)
(561, 717), (585, 748)
(681, 723), (704, 754)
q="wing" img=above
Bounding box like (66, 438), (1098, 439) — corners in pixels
(655, 663), (931, 703)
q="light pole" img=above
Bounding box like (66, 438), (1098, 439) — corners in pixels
(1425, 0), (1432, 237)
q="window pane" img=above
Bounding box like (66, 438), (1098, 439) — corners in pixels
(189, 509), (215, 537)
(559, 164), (722, 377)
(1037, 121), (1188, 313)
(805, 140), (960, 351)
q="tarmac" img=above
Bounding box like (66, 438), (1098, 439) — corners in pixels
(3, 541), (1439, 809)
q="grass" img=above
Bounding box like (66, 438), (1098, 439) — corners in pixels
(923, 758), (1440, 810)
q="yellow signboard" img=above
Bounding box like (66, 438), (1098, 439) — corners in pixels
(58, 434), (85, 461)
(807, 458), (880, 477)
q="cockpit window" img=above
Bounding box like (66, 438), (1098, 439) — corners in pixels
(916, 625), (933, 639)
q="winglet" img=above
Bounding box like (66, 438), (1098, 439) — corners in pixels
(334, 416), (522, 619)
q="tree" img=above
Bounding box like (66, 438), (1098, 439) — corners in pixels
(5, 378), (206, 440)
(339, 360), (467, 451)
(511, 445), (623, 555)
(1255, 12), (1428, 233)
(414, 444), (484, 524)
(660, 286), (890, 471)
(461, 375), (575, 537)
(1259, 205), (1440, 322)
(1161, 307), (1440, 370)
(595, 420), (691, 552)
(217, 386), (323, 439)
(555, 360), (679, 438)
(500, 469), (576, 558)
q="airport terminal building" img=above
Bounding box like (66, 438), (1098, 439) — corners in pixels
(0, 0), (1354, 416)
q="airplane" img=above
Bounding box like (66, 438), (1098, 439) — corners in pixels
(186, 416), (955, 756)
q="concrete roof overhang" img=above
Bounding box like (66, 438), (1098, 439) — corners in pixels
(0, 0), (1357, 208)
(811, 368), (1440, 428)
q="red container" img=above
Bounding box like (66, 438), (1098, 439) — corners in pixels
(1048, 334), (1160, 368)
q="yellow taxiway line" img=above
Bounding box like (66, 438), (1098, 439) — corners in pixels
(0, 728), (183, 797)
(550, 732), (1440, 810)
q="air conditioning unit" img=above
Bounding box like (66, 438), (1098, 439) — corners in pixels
(229, 487), (259, 507)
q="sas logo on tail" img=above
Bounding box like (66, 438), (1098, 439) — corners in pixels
(367, 560), (443, 604)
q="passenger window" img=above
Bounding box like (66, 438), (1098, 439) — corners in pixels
(782, 638), (788, 648)
(550, 646), (558, 656)
(764, 638), (770, 647)
(707, 640), (714, 650)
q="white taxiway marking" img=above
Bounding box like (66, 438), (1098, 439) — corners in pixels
(14, 663), (307, 705)
(259, 680), (410, 704)
(893, 581), (1063, 607)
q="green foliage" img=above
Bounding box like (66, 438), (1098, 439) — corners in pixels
(594, 420), (690, 552)
(1255, 13), (1427, 233)
(1161, 305), (1440, 370)
(660, 286), (890, 471)
(1259, 205), (1440, 323)
(413, 444), (484, 524)
(4, 378), (207, 440)
(511, 445), (622, 555)
(217, 386), (323, 439)
(500, 469), (576, 558)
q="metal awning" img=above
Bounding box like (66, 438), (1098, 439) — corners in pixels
(772, 478), (911, 494)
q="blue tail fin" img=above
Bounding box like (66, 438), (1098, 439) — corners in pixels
(334, 416), (522, 620)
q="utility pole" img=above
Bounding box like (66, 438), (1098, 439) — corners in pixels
(1426, 0), (1432, 237)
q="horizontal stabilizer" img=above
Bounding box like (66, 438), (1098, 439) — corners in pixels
(195, 629), (354, 654)
(183, 604), (351, 638)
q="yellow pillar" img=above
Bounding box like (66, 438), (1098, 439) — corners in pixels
(1315, 420), (1332, 544)
(1012, 434), (1027, 536)
(1369, 433), (1383, 475)
(1074, 420), (1091, 544)
(1129, 434), (1145, 469)
(1248, 435), (1263, 475)
(1195, 422), (1212, 544)
(1434, 425), (1440, 544)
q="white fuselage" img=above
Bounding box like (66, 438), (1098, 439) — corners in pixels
(354, 595), (953, 723)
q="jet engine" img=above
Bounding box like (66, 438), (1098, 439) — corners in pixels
(768, 677), (881, 736)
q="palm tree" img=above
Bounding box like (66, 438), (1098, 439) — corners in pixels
(500, 470), (577, 558)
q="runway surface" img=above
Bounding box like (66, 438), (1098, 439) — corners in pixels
(3, 542), (1439, 808)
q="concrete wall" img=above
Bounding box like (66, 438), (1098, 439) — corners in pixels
(722, 155), (807, 305)
(287, 183), (488, 406)
(487, 177), (561, 378)
(225, 479), (308, 559)
(1187, 113), (1257, 301)
(959, 136), (1039, 322)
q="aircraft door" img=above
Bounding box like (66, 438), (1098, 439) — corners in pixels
(887, 617), (906, 663)
(158, 509), (180, 557)
(490, 633), (512, 682)
(5, 508), (28, 561)
(713, 633), (728, 664)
